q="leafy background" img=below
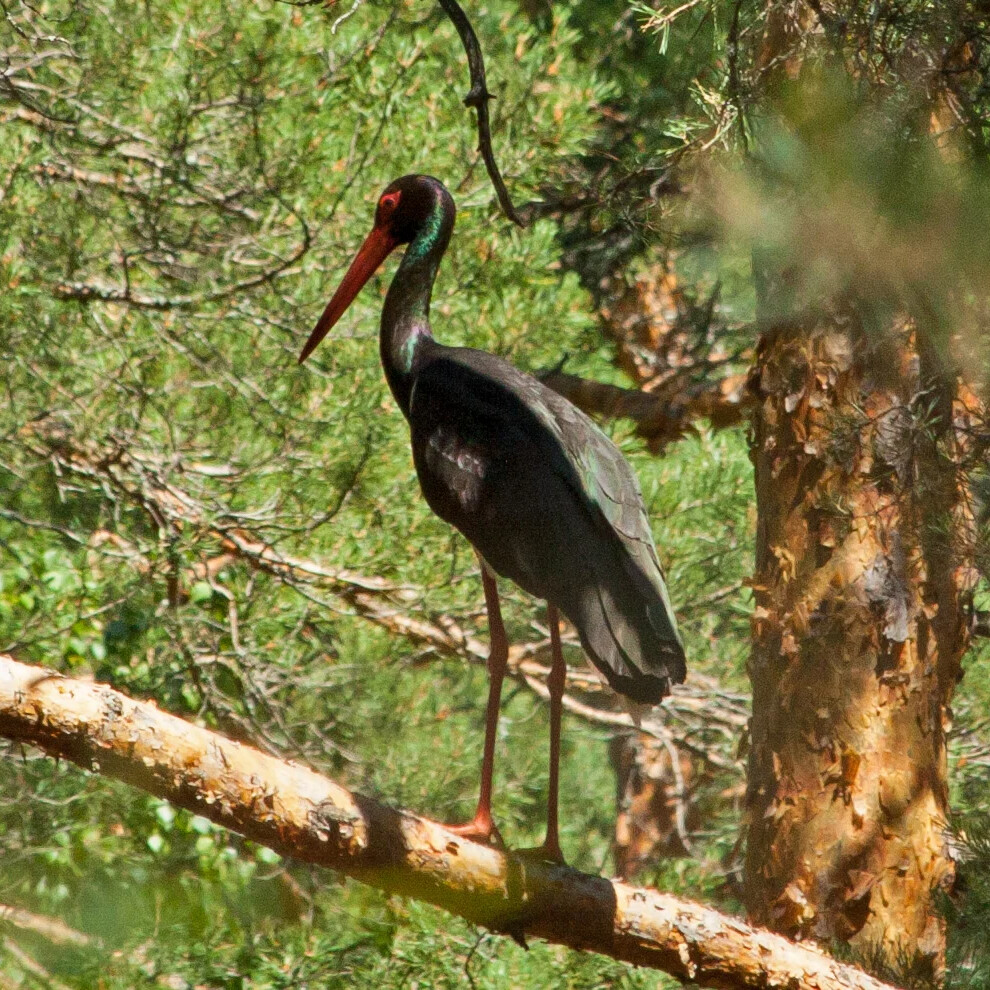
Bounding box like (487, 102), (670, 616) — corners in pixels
(1, 0), (988, 987)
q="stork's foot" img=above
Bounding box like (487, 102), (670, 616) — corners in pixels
(513, 839), (566, 866)
(443, 814), (506, 850)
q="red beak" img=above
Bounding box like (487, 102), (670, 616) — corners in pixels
(298, 225), (398, 364)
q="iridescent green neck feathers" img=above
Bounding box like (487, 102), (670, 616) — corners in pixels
(379, 184), (455, 417)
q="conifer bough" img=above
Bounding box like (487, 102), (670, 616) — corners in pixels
(0, 655), (896, 990)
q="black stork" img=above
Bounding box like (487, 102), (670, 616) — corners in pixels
(299, 174), (685, 863)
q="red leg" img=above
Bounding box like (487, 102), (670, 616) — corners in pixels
(446, 561), (507, 846)
(541, 603), (567, 863)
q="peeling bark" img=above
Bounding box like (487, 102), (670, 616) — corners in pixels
(744, 318), (977, 976)
(610, 733), (699, 876)
(741, 5), (984, 973)
(0, 655), (898, 990)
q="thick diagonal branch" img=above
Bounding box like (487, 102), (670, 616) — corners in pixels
(0, 655), (893, 990)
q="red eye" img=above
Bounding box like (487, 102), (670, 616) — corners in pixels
(379, 191), (401, 215)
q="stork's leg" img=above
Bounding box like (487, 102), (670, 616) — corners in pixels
(541, 603), (567, 863)
(446, 562), (507, 846)
(517, 603), (567, 864)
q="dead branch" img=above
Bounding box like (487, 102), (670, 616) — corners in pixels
(436, 0), (527, 227)
(541, 367), (752, 452)
(22, 421), (750, 773)
(0, 655), (895, 990)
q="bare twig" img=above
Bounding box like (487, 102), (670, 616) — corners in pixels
(331, 0), (363, 34)
(436, 0), (527, 227)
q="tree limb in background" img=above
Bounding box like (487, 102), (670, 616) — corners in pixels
(22, 420), (750, 774)
(0, 902), (218, 988)
(540, 367), (752, 453)
(0, 655), (897, 990)
(1, 937), (72, 990)
(0, 906), (91, 949)
(542, 254), (755, 453)
(436, 0), (527, 227)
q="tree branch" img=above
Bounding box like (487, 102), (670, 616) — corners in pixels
(0, 906), (92, 949)
(540, 367), (753, 452)
(0, 655), (895, 990)
(22, 420), (750, 772)
(436, 0), (527, 227)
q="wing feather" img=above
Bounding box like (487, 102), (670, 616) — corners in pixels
(408, 348), (685, 700)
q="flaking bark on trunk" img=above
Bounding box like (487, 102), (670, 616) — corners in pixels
(743, 312), (976, 976)
(610, 733), (699, 876)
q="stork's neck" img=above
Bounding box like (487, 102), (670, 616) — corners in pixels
(380, 190), (453, 418)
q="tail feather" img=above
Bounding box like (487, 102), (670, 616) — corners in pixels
(551, 515), (686, 706)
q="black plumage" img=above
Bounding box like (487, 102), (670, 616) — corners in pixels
(410, 344), (684, 702)
(299, 174), (685, 860)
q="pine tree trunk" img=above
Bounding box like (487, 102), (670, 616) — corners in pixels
(743, 310), (976, 977)
(610, 733), (698, 876)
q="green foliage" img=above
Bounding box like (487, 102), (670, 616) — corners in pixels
(1, 0), (988, 985)
(0, 0), (753, 985)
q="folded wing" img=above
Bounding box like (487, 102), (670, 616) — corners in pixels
(409, 347), (685, 704)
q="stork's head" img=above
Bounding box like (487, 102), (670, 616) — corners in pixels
(298, 175), (454, 363)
